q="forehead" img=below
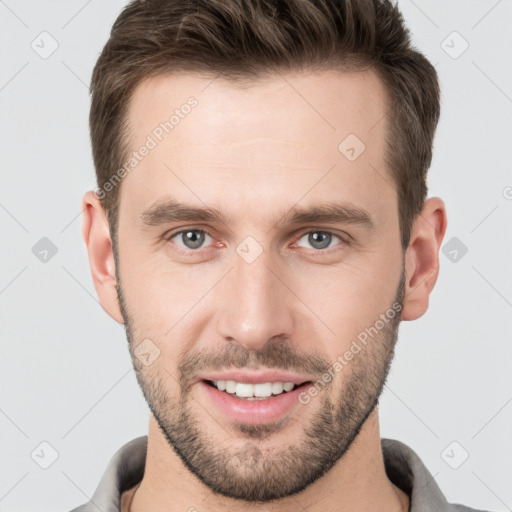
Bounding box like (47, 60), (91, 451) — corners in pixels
(127, 69), (388, 145)
(121, 69), (392, 225)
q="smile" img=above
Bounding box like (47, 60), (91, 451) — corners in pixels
(200, 379), (312, 424)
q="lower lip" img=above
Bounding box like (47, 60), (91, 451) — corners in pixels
(199, 381), (310, 425)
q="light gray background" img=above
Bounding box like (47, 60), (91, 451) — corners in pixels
(1, 1), (511, 511)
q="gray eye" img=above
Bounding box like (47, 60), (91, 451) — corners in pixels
(173, 230), (211, 250)
(297, 231), (339, 250)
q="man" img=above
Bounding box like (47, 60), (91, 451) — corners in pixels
(71, 0), (491, 511)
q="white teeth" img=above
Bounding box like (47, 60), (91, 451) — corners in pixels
(211, 380), (296, 397)
(283, 382), (295, 392)
(225, 380), (236, 394)
(235, 383), (254, 398)
(254, 383), (272, 397)
(271, 382), (284, 394)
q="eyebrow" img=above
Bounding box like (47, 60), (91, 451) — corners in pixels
(139, 197), (374, 230)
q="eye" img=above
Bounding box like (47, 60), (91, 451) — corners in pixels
(294, 230), (344, 251)
(164, 228), (347, 256)
(168, 229), (213, 250)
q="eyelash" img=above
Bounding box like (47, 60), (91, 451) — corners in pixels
(164, 227), (349, 256)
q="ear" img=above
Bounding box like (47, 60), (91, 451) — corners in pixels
(401, 197), (447, 321)
(82, 190), (124, 324)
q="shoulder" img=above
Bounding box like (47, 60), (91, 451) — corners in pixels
(381, 438), (498, 512)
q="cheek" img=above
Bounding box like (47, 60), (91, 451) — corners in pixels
(119, 250), (223, 363)
(291, 253), (402, 352)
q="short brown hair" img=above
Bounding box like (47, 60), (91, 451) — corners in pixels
(90, 0), (440, 249)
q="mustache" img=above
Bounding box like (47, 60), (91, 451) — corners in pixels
(178, 339), (332, 392)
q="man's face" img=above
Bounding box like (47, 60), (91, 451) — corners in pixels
(115, 70), (405, 501)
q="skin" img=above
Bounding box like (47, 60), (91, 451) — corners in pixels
(82, 69), (446, 512)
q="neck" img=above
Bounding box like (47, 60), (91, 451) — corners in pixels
(131, 408), (409, 512)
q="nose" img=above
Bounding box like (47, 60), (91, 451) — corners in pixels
(216, 246), (295, 352)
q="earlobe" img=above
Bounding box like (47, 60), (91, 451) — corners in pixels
(401, 197), (447, 321)
(82, 191), (125, 324)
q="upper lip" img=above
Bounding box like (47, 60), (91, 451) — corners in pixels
(198, 370), (313, 385)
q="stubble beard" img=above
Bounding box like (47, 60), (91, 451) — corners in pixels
(116, 270), (404, 502)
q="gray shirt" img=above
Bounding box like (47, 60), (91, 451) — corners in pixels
(69, 436), (492, 512)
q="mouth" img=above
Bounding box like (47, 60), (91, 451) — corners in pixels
(199, 379), (313, 424)
(203, 379), (310, 400)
